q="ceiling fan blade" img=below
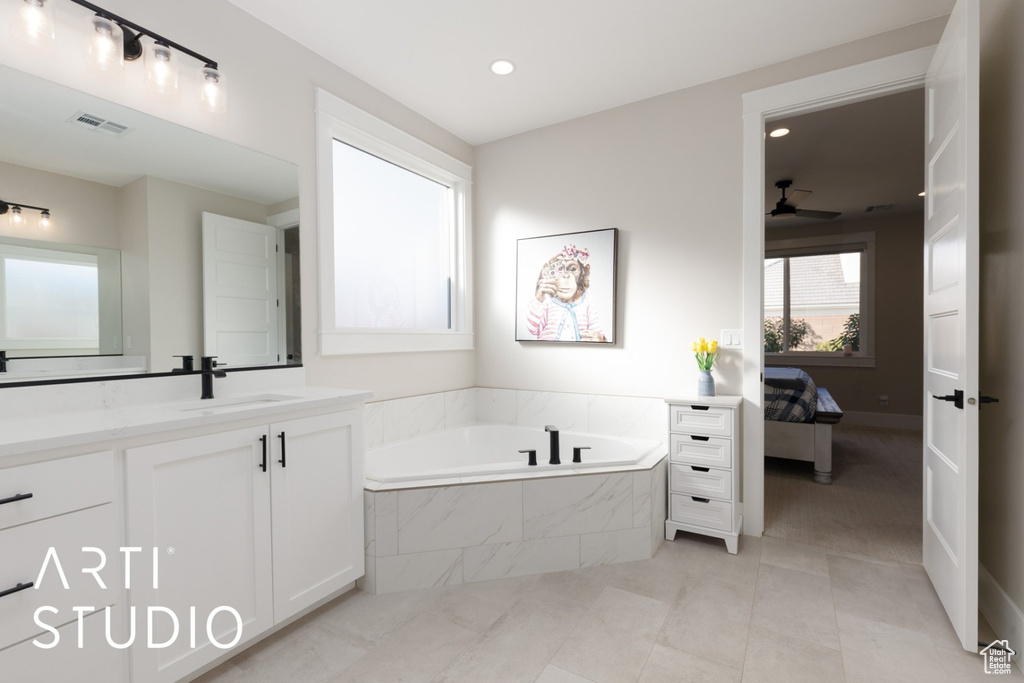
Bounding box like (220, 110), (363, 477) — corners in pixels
(785, 189), (812, 208)
(794, 208), (841, 220)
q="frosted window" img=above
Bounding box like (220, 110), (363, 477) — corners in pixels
(3, 257), (99, 342)
(332, 140), (452, 330)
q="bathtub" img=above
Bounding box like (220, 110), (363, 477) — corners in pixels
(359, 424), (669, 594)
(365, 424), (662, 484)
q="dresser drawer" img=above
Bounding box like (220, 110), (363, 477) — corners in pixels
(0, 451), (115, 532)
(0, 504), (118, 648)
(669, 404), (733, 437)
(0, 608), (125, 683)
(670, 464), (733, 501)
(670, 494), (734, 532)
(669, 434), (732, 469)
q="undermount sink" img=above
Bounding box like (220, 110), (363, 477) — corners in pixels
(164, 393), (303, 413)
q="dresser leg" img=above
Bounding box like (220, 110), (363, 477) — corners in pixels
(724, 535), (738, 554)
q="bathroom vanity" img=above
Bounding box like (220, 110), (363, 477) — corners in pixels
(0, 372), (368, 683)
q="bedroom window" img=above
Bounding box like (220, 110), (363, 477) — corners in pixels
(764, 232), (874, 367)
(315, 88), (473, 355)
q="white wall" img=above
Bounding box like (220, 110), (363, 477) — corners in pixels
(473, 19), (946, 400)
(979, 0), (1024, 632)
(0, 160), (119, 248)
(0, 0), (475, 400)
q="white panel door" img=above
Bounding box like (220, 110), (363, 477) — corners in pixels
(269, 411), (364, 622)
(922, 0), (980, 652)
(125, 427), (274, 682)
(202, 212), (280, 367)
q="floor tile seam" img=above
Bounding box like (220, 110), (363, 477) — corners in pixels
(759, 555), (834, 581)
(827, 564), (852, 682)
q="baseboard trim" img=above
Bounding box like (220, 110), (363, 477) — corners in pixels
(980, 563), (1024, 651)
(840, 411), (922, 430)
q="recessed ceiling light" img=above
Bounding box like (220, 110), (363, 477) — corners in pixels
(769, 127), (790, 138)
(918, 191), (926, 197)
(490, 59), (515, 76)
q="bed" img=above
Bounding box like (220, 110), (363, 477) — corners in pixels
(764, 367), (844, 484)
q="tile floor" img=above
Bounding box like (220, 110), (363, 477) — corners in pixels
(197, 533), (1019, 683)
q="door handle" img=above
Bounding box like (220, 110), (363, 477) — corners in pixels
(979, 394), (1000, 410)
(933, 389), (964, 410)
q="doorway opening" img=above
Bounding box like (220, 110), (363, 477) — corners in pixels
(761, 89), (925, 564)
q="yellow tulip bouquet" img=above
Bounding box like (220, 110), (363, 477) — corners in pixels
(692, 337), (719, 371)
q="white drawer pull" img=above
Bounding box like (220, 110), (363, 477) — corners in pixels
(0, 492), (33, 507)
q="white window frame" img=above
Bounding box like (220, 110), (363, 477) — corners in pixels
(315, 88), (473, 355)
(764, 231), (875, 368)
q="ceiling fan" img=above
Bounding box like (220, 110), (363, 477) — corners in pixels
(767, 179), (841, 220)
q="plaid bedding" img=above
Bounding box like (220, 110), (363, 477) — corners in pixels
(764, 367), (817, 423)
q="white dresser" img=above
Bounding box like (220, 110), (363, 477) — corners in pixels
(664, 395), (742, 554)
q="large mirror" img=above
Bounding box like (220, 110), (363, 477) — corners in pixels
(0, 66), (300, 382)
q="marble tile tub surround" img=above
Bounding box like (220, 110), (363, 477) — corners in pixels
(360, 459), (668, 594)
(365, 387), (668, 450)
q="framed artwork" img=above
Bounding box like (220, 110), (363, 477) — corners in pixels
(515, 228), (617, 344)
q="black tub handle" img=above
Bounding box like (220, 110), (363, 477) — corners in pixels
(0, 492), (33, 506)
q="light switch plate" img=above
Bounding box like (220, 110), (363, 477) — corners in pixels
(721, 329), (743, 348)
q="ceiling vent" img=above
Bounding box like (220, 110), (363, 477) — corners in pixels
(865, 203), (897, 213)
(66, 111), (133, 137)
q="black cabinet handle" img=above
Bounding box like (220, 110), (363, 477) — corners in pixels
(0, 492), (33, 506)
(690, 466), (711, 472)
(689, 435), (710, 442)
(259, 435), (267, 472)
(690, 405), (711, 411)
(691, 497), (711, 503)
(278, 432), (286, 468)
(0, 582), (33, 599)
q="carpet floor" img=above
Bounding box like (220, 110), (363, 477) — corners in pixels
(764, 425), (923, 565)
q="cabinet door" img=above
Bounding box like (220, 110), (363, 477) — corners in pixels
(269, 410), (363, 622)
(125, 427), (273, 683)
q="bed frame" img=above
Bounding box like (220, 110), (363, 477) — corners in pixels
(764, 387), (843, 484)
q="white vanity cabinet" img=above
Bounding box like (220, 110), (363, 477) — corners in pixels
(664, 396), (742, 554)
(0, 451), (126, 682)
(125, 408), (364, 683)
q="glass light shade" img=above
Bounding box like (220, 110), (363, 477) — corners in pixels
(145, 41), (179, 97)
(39, 210), (52, 231)
(88, 15), (123, 73)
(200, 66), (227, 113)
(14, 0), (55, 46)
(9, 206), (24, 229)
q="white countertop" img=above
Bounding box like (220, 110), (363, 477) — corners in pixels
(0, 385), (371, 459)
(664, 394), (743, 407)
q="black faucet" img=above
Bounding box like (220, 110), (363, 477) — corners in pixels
(545, 425), (560, 465)
(200, 356), (227, 399)
(0, 350), (6, 373)
(171, 355), (195, 373)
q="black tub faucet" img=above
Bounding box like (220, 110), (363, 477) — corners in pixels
(200, 356), (227, 399)
(545, 425), (560, 465)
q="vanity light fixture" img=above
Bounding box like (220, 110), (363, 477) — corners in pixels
(14, 0), (56, 45)
(19, 0), (226, 112)
(490, 59), (516, 76)
(0, 200), (53, 231)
